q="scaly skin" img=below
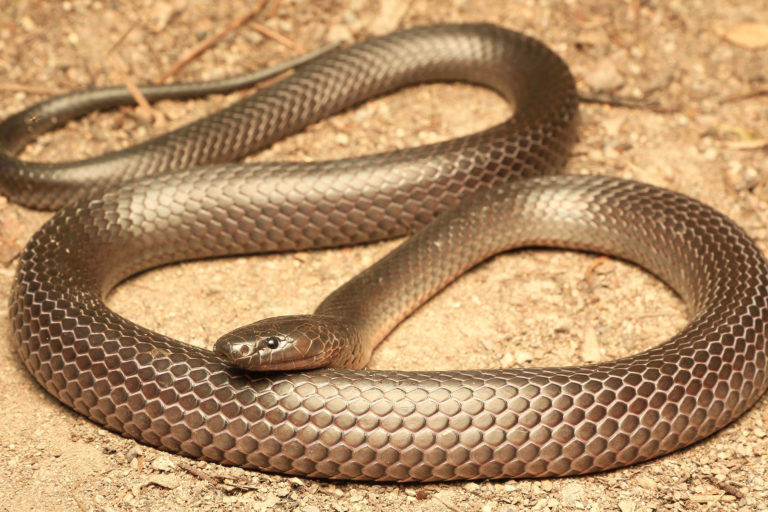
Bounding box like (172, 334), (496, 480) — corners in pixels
(4, 25), (767, 481)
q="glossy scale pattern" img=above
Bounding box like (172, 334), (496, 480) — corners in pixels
(4, 25), (768, 481)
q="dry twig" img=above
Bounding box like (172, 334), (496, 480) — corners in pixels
(155, 0), (269, 83)
(107, 53), (156, 119)
(70, 494), (88, 512)
(178, 461), (219, 485)
(70, 478), (90, 512)
(720, 88), (768, 104)
(706, 476), (745, 500)
(579, 93), (679, 113)
(104, 18), (157, 117)
(249, 21), (305, 52)
(0, 82), (64, 95)
(107, 20), (140, 55)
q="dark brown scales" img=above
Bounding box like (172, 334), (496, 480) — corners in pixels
(3, 25), (767, 481)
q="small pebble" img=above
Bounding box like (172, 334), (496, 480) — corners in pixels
(515, 350), (534, 365)
(327, 24), (354, 42)
(581, 327), (602, 362)
(635, 475), (657, 490)
(618, 500), (636, 512)
(274, 483), (291, 497)
(561, 482), (585, 506)
(126, 446), (143, 462)
(584, 58), (625, 92)
(20, 16), (36, 32)
(151, 455), (176, 472)
(145, 474), (180, 489)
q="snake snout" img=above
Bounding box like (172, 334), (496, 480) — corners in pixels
(213, 335), (252, 361)
(214, 315), (333, 371)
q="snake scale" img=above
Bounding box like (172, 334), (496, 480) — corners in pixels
(2, 24), (767, 481)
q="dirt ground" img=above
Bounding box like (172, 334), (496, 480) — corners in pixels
(0, 0), (767, 511)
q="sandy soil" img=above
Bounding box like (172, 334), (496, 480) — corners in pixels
(0, 0), (767, 510)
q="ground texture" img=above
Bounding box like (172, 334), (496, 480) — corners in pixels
(0, 1), (766, 511)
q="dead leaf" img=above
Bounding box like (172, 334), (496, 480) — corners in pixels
(723, 22), (768, 49)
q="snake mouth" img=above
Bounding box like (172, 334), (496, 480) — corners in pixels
(241, 353), (331, 372)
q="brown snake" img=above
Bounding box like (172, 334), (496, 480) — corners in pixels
(3, 24), (768, 481)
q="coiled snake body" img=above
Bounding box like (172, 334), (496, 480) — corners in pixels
(3, 25), (767, 481)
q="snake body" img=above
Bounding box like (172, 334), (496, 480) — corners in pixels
(4, 25), (768, 481)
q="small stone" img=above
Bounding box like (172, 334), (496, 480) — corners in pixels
(554, 317), (573, 333)
(635, 475), (657, 490)
(20, 16), (36, 32)
(604, 145), (620, 160)
(515, 350), (534, 365)
(742, 167), (761, 190)
(581, 327), (601, 362)
(560, 482), (585, 506)
(368, 0), (409, 35)
(576, 29), (609, 47)
(583, 58), (625, 92)
(274, 483), (291, 497)
(618, 500), (636, 512)
(335, 132), (350, 145)
(500, 353), (516, 367)
(602, 117), (624, 138)
(147, 1), (176, 32)
(327, 24), (354, 42)
(145, 474), (180, 489)
(723, 22), (768, 50)
(434, 490), (459, 505)
(126, 446), (143, 462)
(587, 148), (605, 162)
(150, 455), (176, 472)
(541, 480), (553, 492)
(254, 494), (279, 511)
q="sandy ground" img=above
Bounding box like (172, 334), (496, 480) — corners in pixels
(0, 0), (767, 511)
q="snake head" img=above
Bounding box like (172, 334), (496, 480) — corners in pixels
(214, 315), (365, 371)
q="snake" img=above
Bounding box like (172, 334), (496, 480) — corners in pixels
(3, 24), (767, 482)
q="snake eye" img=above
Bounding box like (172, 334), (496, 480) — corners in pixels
(265, 336), (280, 349)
